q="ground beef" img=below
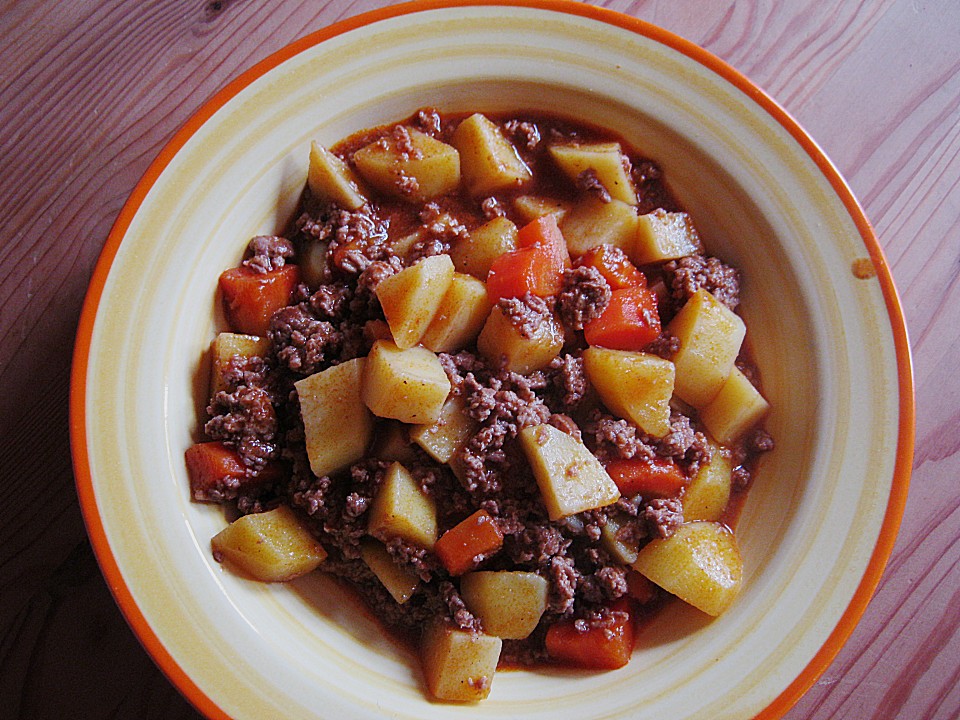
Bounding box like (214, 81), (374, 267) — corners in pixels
(413, 107), (442, 136)
(583, 410), (656, 462)
(242, 235), (296, 274)
(392, 124), (422, 160)
(665, 254), (741, 310)
(544, 354), (588, 412)
(504, 119), (540, 151)
(576, 168), (612, 203)
(269, 304), (342, 376)
(440, 581), (482, 632)
(218, 353), (271, 393)
(498, 293), (554, 340)
(204, 386), (278, 472)
(480, 196), (506, 219)
(556, 265), (611, 331)
(646, 331), (682, 359)
(644, 497), (683, 538)
(297, 204), (390, 276)
(548, 555), (580, 615)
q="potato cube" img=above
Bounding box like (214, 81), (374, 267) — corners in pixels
(295, 358), (373, 478)
(668, 289), (746, 408)
(410, 396), (479, 464)
(420, 273), (491, 353)
(368, 461), (438, 549)
(682, 437), (732, 523)
(600, 512), (640, 565)
(307, 141), (367, 210)
(512, 194), (570, 225)
(451, 113), (532, 197)
(421, 621), (502, 702)
(376, 254), (455, 349)
(520, 423), (620, 520)
(549, 141), (637, 205)
(461, 571), (548, 639)
(211, 505), (326, 582)
(476, 305), (564, 375)
(371, 421), (419, 465)
(582, 348), (675, 438)
(210, 332), (269, 396)
(559, 196), (639, 257)
(359, 538), (420, 604)
(450, 216), (518, 279)
(632, 521), (743, 616)
(700, 367), (770, 444)
(630, 209), (703, 265)
(353, 127), (460, 202)
(362, 340), (451, 424)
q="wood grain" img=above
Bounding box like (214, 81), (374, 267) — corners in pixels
(1, 1), (956, 718)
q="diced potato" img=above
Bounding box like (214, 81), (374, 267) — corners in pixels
(630, 209), (702, 264)
(632, 521), (743, 616)
(359, 538), (420, 604)
(700, 367), (770, 444)
(600, 512), (640, 565)
(362, 340), (451, 424)
(512, 195), (570, 225)
(460, 571), (549, 640)
(376, 254), (455, 349)
(451, 113), (532, 197)
(368, 461), (438, 549)
(421, 273), (491, 353)
(210, 332), (270, 396)
(211, 505), (326, 582)
(450, 216), (518, 279)
(668, 289), (746, 408)
(476, 305), (564, 375)
(519, 423), (620, 520)
(559, 196), (639, 257)
(410, 396), (479, 464)
(353, 127), (460, 202)
(371, 421), (419, 465)
(299, 237), (329, 288)
(421, 621), (502, 702)
(549, 141), (637, 205)
(582, 348), (675, 438)
(296, 358), (373, 478)
(307, 141), (367, 210)
(683, 437), (732, 523)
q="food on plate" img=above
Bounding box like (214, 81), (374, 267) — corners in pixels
(186, 108), (774, 702)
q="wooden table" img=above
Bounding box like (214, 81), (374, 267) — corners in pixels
(2, 1), (955, 717)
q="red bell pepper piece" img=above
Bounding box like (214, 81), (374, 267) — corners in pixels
(434, 509), (504, 576)
(219, 264), (300, 336)
(576, 244), (646, 290)
(184, 441), (282, 502)
(604, 456), (686, 497)
(545, 598), (635, 669)
(583, 286), (661, 350)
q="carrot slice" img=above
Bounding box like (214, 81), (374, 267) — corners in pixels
(545, 598), (635, 669)
(583, 286), (661, 350)
(219, 264), (300, 336)
(604, 456), (687, 497)
(434, 510), (504, 576)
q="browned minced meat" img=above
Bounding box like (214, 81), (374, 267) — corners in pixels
(504, 118), (541, 151)
(644, 497), (684, 538)
(665, 254), (741, 311)
(583, 410), (656, 462)
(498, 293), (555, 340)
(543, 353), (588, 413)
(646, 330), (682, 359)
(296, 204), (390, 276)
(242, 235), (295, 274)
(413, 107), (442, 136)
(205, 386), (278, 472)
(556, 265), (611, 331)
(576, 168), (611, 203)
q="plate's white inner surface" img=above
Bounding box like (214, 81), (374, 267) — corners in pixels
(84, 6), (902, 720)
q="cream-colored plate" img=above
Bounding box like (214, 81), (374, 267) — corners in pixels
(71, 2), (913, 719)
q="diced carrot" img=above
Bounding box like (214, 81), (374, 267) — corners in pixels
(604, 457), (686, 497)
(219, 264), (300, 336)
(583, 286), (661, 350)
(185, 441), (281, 502)
(434, 510), (504, 576)
(545, 598), (635, 669)
(486, 244), (564, 301)
(516, 214), (571, 269)
(576, 244), (646, 290)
